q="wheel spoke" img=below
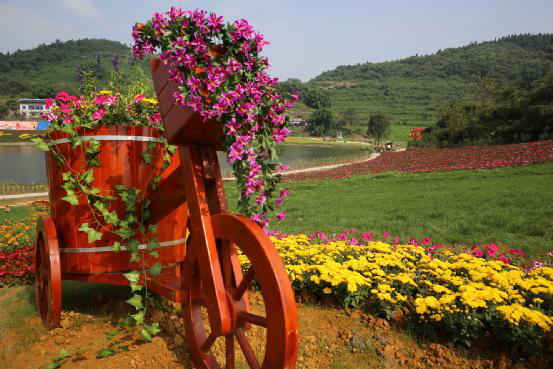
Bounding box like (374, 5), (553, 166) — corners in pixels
(238, 311), (267, 328)
(233, 266), (255, 301)
(225, 334), (235, 369)
(235, 328), (261, 369)
(201, 331), (217, 352)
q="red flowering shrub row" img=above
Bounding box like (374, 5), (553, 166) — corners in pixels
(285, 140), (553, 181)
(0, 244), (34, 286)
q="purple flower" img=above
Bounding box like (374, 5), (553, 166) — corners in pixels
(276, 212), (286, 223)
(227, 143), (244, 163)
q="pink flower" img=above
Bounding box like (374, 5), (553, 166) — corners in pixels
(473, 248), (484, 257)
(383, 232), (390, 239)
(361, 232), (373, 242)
(134, 95), (145, 103)
(92, 108), (107, 121)
(255, 193), (266, 205)
(497, 256), (511, 264)
(276, 212), (286, 223)
(59, 104), (71, 114)
(509, 248), (526, 257)
(486, 243), (498, 258)
(45, 98), (55, 109)
(56, 91), (72, 102)
(393, 236), (400, 245)
(421, 237), (431, 245)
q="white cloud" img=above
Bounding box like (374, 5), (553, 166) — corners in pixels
(60, 0), (102, 18)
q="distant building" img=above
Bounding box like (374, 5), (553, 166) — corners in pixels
(18, 98), (50, 119)
(290, 118), (307, 127)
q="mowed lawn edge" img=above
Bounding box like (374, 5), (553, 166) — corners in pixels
(226, 161), (553, 257)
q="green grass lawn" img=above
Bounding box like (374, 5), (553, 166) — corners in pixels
(226, 161), (553, 257)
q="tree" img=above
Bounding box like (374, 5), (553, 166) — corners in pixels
(366, 112), (391, 144)
(337, 108), (359, 133)
(310, 108), (333, 136)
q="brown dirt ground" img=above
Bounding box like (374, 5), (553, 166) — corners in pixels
(0, 286), (551, 369)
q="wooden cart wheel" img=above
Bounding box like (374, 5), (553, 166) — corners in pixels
(35, 216), (62, 329)
(182, 214), (298, 369)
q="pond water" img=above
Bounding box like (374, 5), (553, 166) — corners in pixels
(0, 143), (370, 184)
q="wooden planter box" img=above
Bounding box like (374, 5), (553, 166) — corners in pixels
(150, 58), (224, 149)
(45, 125), (187, 274)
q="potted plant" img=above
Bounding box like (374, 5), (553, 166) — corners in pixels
(33, 72), (186, 338)
(132, 7), (298, 226)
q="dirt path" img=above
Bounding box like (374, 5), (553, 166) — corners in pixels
(1, 285), (550, 369)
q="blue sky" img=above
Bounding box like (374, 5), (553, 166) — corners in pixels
(1, 0), (552, 81)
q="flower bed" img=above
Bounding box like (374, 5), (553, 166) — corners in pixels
(3, 206), (552, 354)
(259, 231), (553, 354)
(285, 140), (553, 181)
(0, 204), (48, 286)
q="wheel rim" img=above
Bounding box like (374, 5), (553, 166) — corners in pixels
(182, 214), (298, 369)
(34, 217), (62, 329)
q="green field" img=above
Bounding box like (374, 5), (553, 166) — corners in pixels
(225, 162), (553, 257)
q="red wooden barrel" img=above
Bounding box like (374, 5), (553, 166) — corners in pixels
(45, 125), (187, 274)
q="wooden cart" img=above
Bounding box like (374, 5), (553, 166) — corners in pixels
(34, 58), (299, 369)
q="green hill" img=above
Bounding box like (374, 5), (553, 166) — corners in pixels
(303, 34), (553, 129)
(0, 39), (147, 116)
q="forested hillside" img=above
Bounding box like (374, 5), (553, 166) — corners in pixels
(299, 34), (553, 129)
(0, 39), (147, 116)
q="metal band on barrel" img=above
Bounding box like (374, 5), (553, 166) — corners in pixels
(48, 135), (164, 147)
(60, 238), (186, 254)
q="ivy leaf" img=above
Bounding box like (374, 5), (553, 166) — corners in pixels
(32, 137), (50, 152)
(104, 330), (118, 340)
(118, 315), (136, 328)
(43, 363), (62, 369)
(81, 169), (94, 184)
(132, 310), (145, 325)
(123, 270), (140, 285)
(139, 328), (152, 342)
(150, 263), (162, 277)
(141, 151), (152, 164)
(54, 348), (70, 361)
(96, 347), (116, 359)
(111, 241), (121, 253)
(150, 250), (159, 258)
(148, 224), (158, 233)
(78, 223), (102, 243)
(145, 322), (161, 336)
(126, 294), (143, 310)
(62, 194), (79, 205)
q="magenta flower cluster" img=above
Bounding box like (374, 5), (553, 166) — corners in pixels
(132, 7), (298, 224)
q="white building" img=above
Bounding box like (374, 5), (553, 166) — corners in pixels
(18, 99), (50, 119)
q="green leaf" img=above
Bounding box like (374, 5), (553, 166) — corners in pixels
(32, 137), (50, 152)
(111, 241), (121, 253)
(126, 294), (143, 310)
(141, 151), (152, 164)
(150, 263), (162, 277)
(62, 194), (79, 205)
(118, 315), (136, 328)
(145, 322), (161, 336)
(104, 330), (118, 340)
(42, 362), (62, 369)
(150, 250), (159, 258)
(96, 347), (116, 359)
(54, 348), (70, 361)
(81, 169), (94, 184)
(78, 223), (102, 243)
(132, 310), (145, 325)
(139, 328), (152, 342)
(148, 224), (158, 233)
(123, 270), (140, 285)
